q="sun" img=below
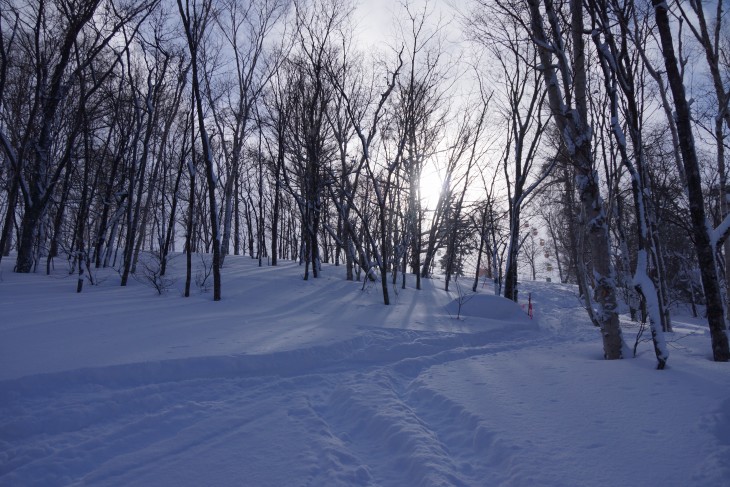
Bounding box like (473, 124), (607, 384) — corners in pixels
(419, 165), (444, 210)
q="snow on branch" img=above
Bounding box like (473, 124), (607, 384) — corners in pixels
(712, 214), (730, 249)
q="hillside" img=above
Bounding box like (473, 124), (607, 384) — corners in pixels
(1, 255), (728, 486)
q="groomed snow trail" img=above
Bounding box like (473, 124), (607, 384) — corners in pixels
(1, 327), (547, 486)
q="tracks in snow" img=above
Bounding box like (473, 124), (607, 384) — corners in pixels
(0, 327), (552, 486)
(311, 331), (549, 486)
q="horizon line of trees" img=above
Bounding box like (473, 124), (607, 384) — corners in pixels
(1, 0), (730, 366)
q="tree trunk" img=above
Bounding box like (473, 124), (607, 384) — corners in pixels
(185, 126), (196, 298)
(15, 205), (41, 273)
(0, 171), (19, 262)
(47, 164), (73, 275)
(504, 217), (520, 302)
(178, 0), (221, 301)
(527, 0), (623, 359)
(161, 155), (186, 276)
(271, 143), (282, 266)
(653, 0), (729, 361)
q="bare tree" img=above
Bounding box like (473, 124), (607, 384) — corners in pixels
(442, 99), (491, 292)
(0, 0), (158, 273)
(586, 0), (670, 368)
(119, 26), (173, 287)
(177, 0), (222, 300)
(393, 1), (452, 290)
(475, 14), (552, 301)
(674, 0), (730, 306)
(277, 0), (353, 280)
(518, 0), (625, 358)
(328, 37), (404, 303)
(652, 0), (730, 361)
(210, 0), (287, 265)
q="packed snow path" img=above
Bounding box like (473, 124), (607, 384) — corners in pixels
(1, 258), (729, 486)
(1, 326), (543, 485)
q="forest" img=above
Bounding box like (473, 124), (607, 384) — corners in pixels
(1, 0), (730, 369)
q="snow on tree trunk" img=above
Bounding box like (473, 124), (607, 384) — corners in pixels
(526, 0), (624, 359)
(587, 2), (669, 368)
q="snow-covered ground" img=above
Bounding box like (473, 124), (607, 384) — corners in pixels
(1, 255), (728, 486)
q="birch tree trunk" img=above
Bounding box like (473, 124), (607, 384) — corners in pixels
(587, 0), (669, 368)
(525, 0), (624, 359)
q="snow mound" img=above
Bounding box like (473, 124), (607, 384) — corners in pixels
(444, 292), (532, 324)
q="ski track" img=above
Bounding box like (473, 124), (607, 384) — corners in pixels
(0, 325), (554, 487)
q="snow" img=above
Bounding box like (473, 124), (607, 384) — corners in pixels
(1, 255), (729, 486)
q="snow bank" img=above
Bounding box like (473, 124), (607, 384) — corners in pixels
(444, 292), (533, 325)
